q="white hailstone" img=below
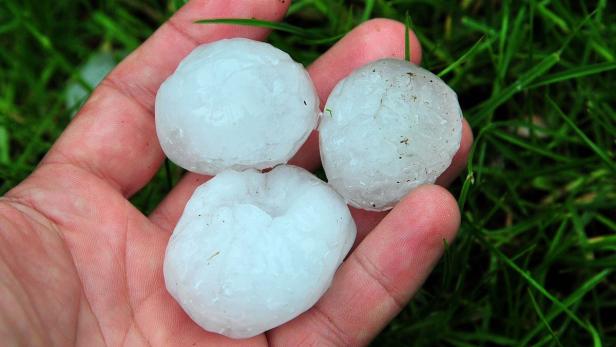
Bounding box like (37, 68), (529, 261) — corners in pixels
(164, 165), (356, 339)
(155, 38), (320, 175)
(319, 59), (463, 211)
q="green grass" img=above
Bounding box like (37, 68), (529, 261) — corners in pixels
(1, 0), (615, 346)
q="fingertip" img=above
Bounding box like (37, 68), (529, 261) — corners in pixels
(373, 184), (460, 261)
(354, 184), (460, 302)
(397, 184), (461, 241)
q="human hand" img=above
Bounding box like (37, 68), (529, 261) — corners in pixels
(0, 1), (472, 346)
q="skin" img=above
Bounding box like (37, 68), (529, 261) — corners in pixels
(0, 1), (473, 346)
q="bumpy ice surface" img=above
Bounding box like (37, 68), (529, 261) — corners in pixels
(164, 165), (356, 339)
(155, 38), (319, 175)
(319, 59), (462, 211)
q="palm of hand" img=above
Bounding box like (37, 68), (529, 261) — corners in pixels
(1, 1), (472, 346)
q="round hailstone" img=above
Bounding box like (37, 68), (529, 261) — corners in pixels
(319, 59), (463, 211)
(155, 38), (319, 175)
(164, 165), (356, 339)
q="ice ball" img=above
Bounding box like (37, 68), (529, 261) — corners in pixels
(155, 38), (320, 175)
(319, 59), (463, 211)
(163, 165), (356, 339)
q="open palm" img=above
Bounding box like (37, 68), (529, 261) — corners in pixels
(1, 1), (472, 346)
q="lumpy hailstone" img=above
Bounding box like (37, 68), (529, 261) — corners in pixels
(155, 38), (319, 175)
(319, 59), (463, 211)
(164, 165), (356, 339)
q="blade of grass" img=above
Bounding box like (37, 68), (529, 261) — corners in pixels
(568, 203), (592, 258)
(442, 337), (478, 347)
(527, 289), (564, 347)
(14, 99), (63, 168)
(519, 269), (611, 345)
(457, 125), (494, 210)
(470, 52), (560, 125)
(460, 16), (498, 36)
(496, 0), (511, 83)
(556, 9), (597, 55)
(361, 0), (375, 22)
(18, 16), (91, 90)
(587, 233), (616, 250)
(286, 0), (313, 16)
(0, 126), (9, 164)
(529, 61), (616, 88)
(499, 7), (526, 81)
(195, 18), (312, 37)
(544, 219), (569, 262)
(195, 18), (343, 43)
(590, 40), (614, 61)
(404, 11), (411, 62)
(0, 17), (19, 34)
(537, 2), (570, 32)
(547, 97), (616, 172)
(587, 320), (603, 347)
(469, 224), (589, 332)
(93, 12), (140, 50)
(593, 213), (616, 232)
(301, 33), (345, 45)
(446, 331), (517, 346)
(491, 129), (571, 162)
(472, 9), (597, 125)
(438, 36), (486, 78)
